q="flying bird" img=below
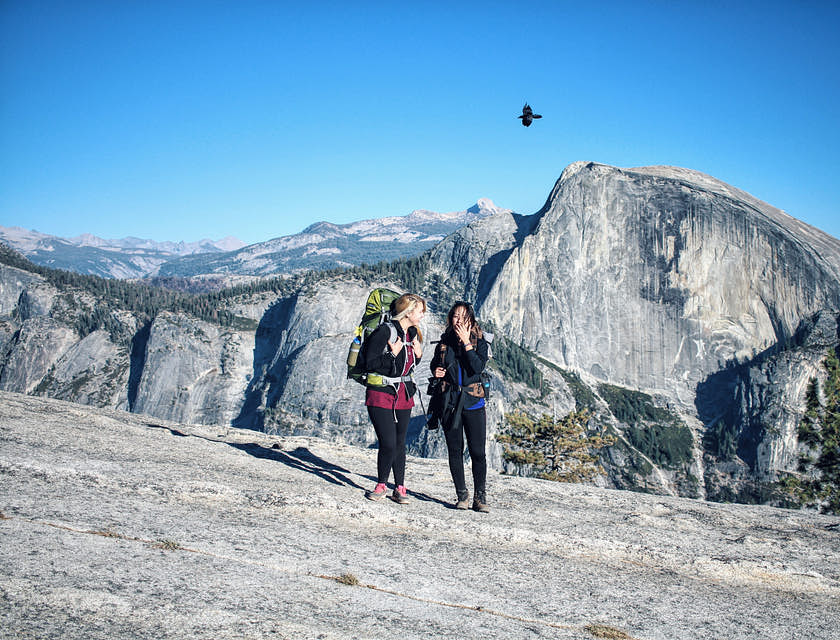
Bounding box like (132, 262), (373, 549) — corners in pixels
(518, 103), (542, 127)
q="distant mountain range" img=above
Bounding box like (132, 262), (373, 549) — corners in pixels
(0, 198), (508, 279)
(155, 198), (507, 277)
(0, 226), (245, 280)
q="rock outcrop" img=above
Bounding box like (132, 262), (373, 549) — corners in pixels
(699, 309), (840, 501)
(130, 311), (254, 425)
(473, 162), (840, 396)
(430, 162), (840, 498)
(2, 392), (838, 640)
(2, 162), (839, 506)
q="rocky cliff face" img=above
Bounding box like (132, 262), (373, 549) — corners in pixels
(699, 309), (840, 501)
(426, 207), (538, 308)
(476, 162), (840, 396)
(0, 258), (512, 477)
(2, 162), (838, 507)
(130, 311), (254, 425)
(430, 162), (840, 499)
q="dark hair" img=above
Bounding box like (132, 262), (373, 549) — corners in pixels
(446, 301), (481, 338)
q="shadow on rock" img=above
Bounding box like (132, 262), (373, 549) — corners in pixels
(143, 421), (451, 507)
(230, 443), (366, 490)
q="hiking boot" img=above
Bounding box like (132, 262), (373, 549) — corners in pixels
(472, 493), (490, 513)
(390, 485), (410, 504)
(366, 483), (387, 501)
(454, 490), (470, 510)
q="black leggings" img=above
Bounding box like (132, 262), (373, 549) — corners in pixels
(367, 406), (411, 486)
(443, 406), (487, 496)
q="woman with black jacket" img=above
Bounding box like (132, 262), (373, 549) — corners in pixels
(430, 301), (490, 512)
(363, 293), (426, 504)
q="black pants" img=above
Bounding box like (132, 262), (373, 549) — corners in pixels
(367, 406), (411, 486)
(443, 406), (487, 497)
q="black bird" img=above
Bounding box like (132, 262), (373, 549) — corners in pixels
(518, 103), (542, 127)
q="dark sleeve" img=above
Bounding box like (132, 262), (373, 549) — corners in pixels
(407, 326), (423, 365)
(429, 341), (444, 373)
(459, 338), (488, 378)
(363, 324), (398, 376)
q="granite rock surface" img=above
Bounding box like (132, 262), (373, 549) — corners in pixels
(1, 391), (838, 640)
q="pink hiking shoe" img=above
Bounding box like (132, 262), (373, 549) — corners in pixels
(390, 485), (409, 505)
(366, 483), (387, 501)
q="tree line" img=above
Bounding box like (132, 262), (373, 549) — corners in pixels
(0, 242), (432, 339)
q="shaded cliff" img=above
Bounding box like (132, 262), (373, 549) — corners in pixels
(429, 162), (840, 502)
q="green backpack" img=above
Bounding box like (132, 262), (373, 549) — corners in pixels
(346, 288), (401, 385)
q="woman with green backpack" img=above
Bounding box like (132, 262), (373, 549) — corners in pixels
(363, 293), (426, 504)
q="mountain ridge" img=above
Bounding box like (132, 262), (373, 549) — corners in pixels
(0, 199), (507, 280)
(156, 198), (508, 277)
(0, 225), (244, 256)
(0, 226), (245, 280)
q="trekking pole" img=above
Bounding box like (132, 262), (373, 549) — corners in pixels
(412, 375), (428, 423)
(417, 389), (427, 417)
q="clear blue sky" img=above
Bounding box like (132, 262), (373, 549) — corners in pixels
(2, 1), (838, 245)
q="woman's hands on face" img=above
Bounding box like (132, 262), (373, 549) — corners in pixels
(454, 320), (471, 345)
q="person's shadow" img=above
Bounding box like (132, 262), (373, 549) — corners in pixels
(145, 422), (450, 507)
(229, 442), (367, 490)
(232, 442), (450, 506)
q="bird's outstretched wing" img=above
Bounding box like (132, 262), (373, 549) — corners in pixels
(518, 103), (540, 125)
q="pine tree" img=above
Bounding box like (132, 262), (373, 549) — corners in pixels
(497, 409), (616, 483)
(780, 348), (840, 513)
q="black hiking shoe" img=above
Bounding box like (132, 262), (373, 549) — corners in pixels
(455, 491), (470, 510)
(472, 493), (490, 513)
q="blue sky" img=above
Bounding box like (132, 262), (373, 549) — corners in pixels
(2, 1), (838, 245)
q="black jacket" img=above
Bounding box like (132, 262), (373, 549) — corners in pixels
(362, 321), (420, 397)
(429, 328), (489, 388)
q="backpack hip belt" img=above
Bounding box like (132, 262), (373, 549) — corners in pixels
(464, 382), (485, 398)
(365, 373), (414, 387)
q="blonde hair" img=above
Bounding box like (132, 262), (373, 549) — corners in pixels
(391, 293), (426, 342)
